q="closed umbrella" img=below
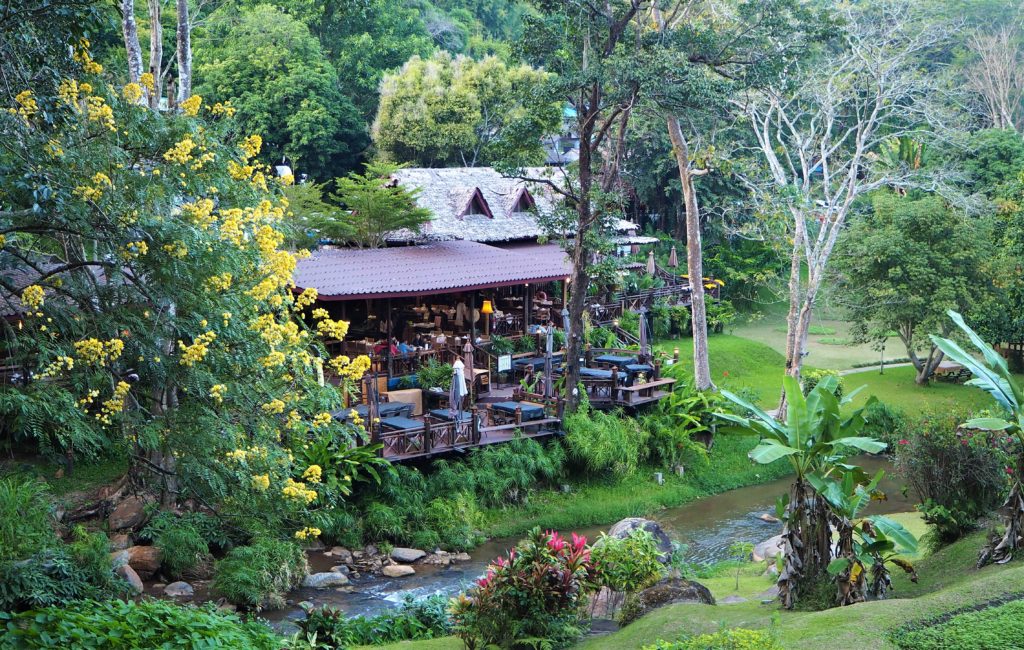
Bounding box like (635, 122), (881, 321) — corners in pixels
(449, 358), (467, 419)
(544, 326), (554, 398)
(561, 307), (571, 340)
(638, 307), (650, 360)
(668, 246), (679, 268)
(463, 341), (475, 401)
(365, 374), (379, 432)
(646, 250), (656, 275)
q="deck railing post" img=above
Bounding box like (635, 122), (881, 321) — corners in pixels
(471, 405), (479, 444)
(654, 360), (661, 380)
(515, 406), (522, 426)
(423, 420), (432, 454)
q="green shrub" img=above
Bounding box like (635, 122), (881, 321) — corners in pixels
(315, 507), (363, 548)
(425, 495), (483, 550)
(296, 595), (451, 647)
(0, 477), (56, 563)
(212, 538), (307, 609)
(588, 325), (619, 348)
(891, 598), (1024, 650)
(0, 527), (121, 611)
(417, 358), (454, 391)
(363, 502), (404, 540)
(861, 401), (907, 447)
(643, 628), (783, 650)
(706, 299), (736, 333)
(564, 402), (649, 475)
(0, 599), (280, 648)
(489, 335), (516, 356)
(591, 529), (663, 599)
(140, 512), (216, 579)
(894, 410), (1009, 547)
(801, 369), (843, 399)
(431, 437), (564, 508)
(514, 335), (537, 354)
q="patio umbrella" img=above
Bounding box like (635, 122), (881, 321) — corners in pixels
(638, 307), (650, 360)
(561, 307), (571, 341)
(668, 246), (679, 268)
(463, 341), (475, 400)
(449, 358), (467, 418)
(544, 326), (554, 398)
(365, 374), (379, 432)
(646, 250), (656, 275)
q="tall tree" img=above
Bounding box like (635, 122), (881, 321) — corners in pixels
(833, 192), (993, 384)
(318, 162), (433, 249)
(175, 0), (192, 103)
(373, 52), (558, 168)
(651, 0), (821, 391)
(963, 24), (1024, 132)
(739, 1), (945, 409)
(194, 4), (369, 181)
(510, 0), (650, 413)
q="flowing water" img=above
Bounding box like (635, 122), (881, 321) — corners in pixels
(259, 456), (913, 626)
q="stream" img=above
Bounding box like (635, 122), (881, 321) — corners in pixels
(250, 456), (913, 626)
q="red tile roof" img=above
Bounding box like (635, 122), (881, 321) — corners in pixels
(294, 241), (571, 300)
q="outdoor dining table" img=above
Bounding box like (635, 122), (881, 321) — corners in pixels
(428, 408), (472, 422)
(513, 354), (564, 371)
(623, 363), (654, 383)
(332, 402), (413, 422)
(576, 367), (622, 381)
(594, 354), (638, 367)
(490, 401), (545, 422)
(379, 416), (423, 431)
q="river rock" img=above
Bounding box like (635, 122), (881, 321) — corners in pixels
(421, 553), (451, 567)
(127, 545), (163, 579)
(164, 581), (194, 597)
(452, 552), (471, 562)
(109, 533), (132, 550)
(109, 549), (130, 569)
(115, 564), (144, 595)
(382, 564), (415, 578)
(390, 547), (427, 563)
(607, 518), (674, 562)
(108, 495), (152, 530)
(620, 578), (715, 624)
(363, 544), (379, 557)
(326, 547), (353, 563)
(757, 513), (780, 523)
(752, 534), (785, 562)
(302, 572), (350, 588)
(328, 565), (351, 575)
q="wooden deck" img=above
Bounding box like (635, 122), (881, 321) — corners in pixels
(370, 403), (562, 462)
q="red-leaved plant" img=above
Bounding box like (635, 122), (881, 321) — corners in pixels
(450, 528), (598, 649)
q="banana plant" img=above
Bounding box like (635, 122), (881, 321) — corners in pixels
(811, 469), (918, 604)
(931, 310), (1024, 566)
(717, 374), (885, 608)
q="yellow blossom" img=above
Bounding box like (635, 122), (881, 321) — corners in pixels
(205, 273), (233, 292)
(178, 331), (216, 366)
(10, 90), (38, 122)
(282, 478), (317, 504)
(261, 399), (285, 414)
(211, 100), (236, 117)
(21, 285), (44, 310)
(294, 527), (321, 540)
(85, 96), (115, 131)
(139, 73), (155, 91)
(123, 240), (148, 258)
(311, 412), (333, 428)
(164, 137), (196, 164)
(240, 135), (262, 159)
(302, 465), (322, 484)
(179, 95), (202, 116)
(251, 474), (270, 491)
(210, 384), (226, 404)
(122, 83), (143, 103)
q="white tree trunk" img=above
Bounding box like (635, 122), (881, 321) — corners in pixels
(121, 0), (143, 83)
(175, 0), (192, 105)
(148, 0), (162, 109)
(666, 115), (712, 390)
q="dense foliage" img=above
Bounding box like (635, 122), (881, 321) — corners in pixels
(211, 537), (308, 609)
(891, 599), (1024, 650)
(296, 595), (452, 648)
(0, 599), (280, 649)
(643, 628), (784, 650)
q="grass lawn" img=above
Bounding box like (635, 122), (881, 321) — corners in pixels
(369, 523), (1024, 650)
(842, 365), (1011, 414)
(480, 434), (790, 539)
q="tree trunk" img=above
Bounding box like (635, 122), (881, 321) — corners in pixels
(175, 0), (192, 105)
(120, 0), (143, 83)
(148, 0), (162, 109)
(666, 116), (711, 390)
(563, 121), (596, 414)
(778, 478), (833, 609)
(978, 454), (1024, 567)
(778, 232), (804, 413)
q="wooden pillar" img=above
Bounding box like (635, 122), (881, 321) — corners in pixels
(515, 406), (523, 427)
(471, 405), (479, 444)
(386, 298), (393, 378)
(524, 283), (532, 333)
(423, 420), (432, 454)
(470, 293), (476, 342)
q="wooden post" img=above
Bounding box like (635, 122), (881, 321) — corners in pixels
(471, 405), (479, 444)
(654, 360), (661, 380)
(423, 420), (432, 454)
(524, 283), (532, 333)
(611, 367), (619, 403)
(515, 406), (523, 427)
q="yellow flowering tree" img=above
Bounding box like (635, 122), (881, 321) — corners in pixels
(0, 34), (383, 539)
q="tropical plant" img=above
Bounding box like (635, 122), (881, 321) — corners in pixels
(811, 470), (918, 604)
(801, 369), (844, 399)
(450, 528), (597, 649)
(139, 513), (210, 580)
(489, 335), (516, 356)
(642, 628), (783, 650)
(591, 529), (664, 594)
(564, 403), (650, 475)
(717, 375), (885, 608)
(0, 478), (56, 563)
(0, 599), (280, 649)
(417, 358), (455, 391)
(295, 595), (451, 648)
(930, 310), (1024, 566)
(212, 538), (308, 610)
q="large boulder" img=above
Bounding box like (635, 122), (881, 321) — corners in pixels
(752, 534), (785, 562)
(607, 518), (674, 562)
(390, 547), (427, 563)
(108, 495), (152, 530)
(382, 564), (416, 578)
(126, 545), (162, 579)
(302, 572), (350, 589)
(115, 564), (144, 595)
(620, 578), (715, 624)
